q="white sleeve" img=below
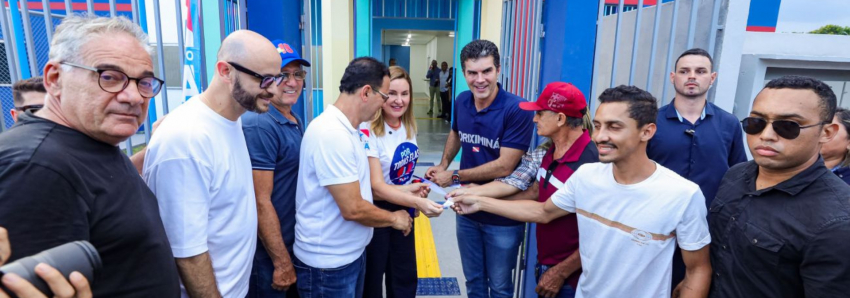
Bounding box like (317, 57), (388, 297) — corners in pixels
(314, 129), (360, 186)
(676, 189), (711, 251)
(144, 158), (212, 258)
(550, 168), (581, 213)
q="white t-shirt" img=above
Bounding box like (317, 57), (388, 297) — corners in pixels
(359, 121), (419, 185)
(295, 105), (374, 268)
(550, 162), (710, 298)
(142, 98), (258, 298)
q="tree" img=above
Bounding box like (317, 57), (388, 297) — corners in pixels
(810, 24), (850, 35)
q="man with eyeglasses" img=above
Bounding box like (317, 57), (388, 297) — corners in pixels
(293, 57), (411, 297)
(709, 75), (850, 297)
(0, 15), (179, 297)
(9, 76), (46, 123)
(142, 30), (282, 298)
(242, 40), (309, 298)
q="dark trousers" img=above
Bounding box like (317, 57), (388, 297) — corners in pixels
(363, 226), (418, 298)
(439, 90), (451, 118)
(247, 251), (301, 298)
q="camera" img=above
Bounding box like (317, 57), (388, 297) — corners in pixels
(0, 241), (101, 297)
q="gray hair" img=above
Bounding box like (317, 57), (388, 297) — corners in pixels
(49, 14), (152, 64)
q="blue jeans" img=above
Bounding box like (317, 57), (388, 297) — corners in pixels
(457, 215), (524, 298)
(292, 253), (366, 298)
(534, 264), (576, 298)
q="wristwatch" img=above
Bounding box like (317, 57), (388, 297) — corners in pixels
(452, 170), (461, 185)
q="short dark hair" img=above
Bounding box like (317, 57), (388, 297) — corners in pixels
(763, 75), (836, 122)
(675, 48), (713, 70)
(12, 77), (46, 106)
(339, 57), (390, 94)
(566, 116), (583, 128)
(460, 39), (500, 71)
(597, 85), (658, 128)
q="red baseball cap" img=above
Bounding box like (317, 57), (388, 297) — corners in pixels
(519, 82), (587, 118)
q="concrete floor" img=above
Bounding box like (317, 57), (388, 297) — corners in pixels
(410, 92), (469, 297)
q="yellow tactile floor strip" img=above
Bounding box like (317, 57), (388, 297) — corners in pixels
(414, 214), (442, 278)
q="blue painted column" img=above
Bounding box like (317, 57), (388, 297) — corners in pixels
(354, 0), (371, 57)
(453, 0), (474, 97)
(9, 0), (31, 79)
(538, 0), (599, 101)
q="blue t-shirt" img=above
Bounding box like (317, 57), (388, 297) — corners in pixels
(647, 101), (747, 209)
(452, 83), (534, 225)
(242, 107), (304, 259)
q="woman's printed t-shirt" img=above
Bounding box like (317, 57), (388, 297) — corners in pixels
(360, 121), (419, 211)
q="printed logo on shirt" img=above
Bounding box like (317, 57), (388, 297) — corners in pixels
(576, 208), (676, 247)
(458, 130), (500, 150)
(472, 147), (480, 153)
(389, 142), (420, 185)
(360, 129), (371, 150)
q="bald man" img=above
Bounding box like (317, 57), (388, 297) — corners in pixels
(142, 30), (283, 298)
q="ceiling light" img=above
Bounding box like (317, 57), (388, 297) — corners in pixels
(448, 31), (455, 37)
(408, 33), (412, 38)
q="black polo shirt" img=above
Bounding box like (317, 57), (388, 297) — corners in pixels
(709, 159), (850, 297)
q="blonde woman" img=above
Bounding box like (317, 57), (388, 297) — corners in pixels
(359, 66), (443, 297)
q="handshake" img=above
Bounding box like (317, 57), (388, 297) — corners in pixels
(0, 227), (93, 298)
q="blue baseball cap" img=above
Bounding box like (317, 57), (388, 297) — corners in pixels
(271, 39), (311, 68)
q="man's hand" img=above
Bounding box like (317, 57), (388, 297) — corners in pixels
(447, 186), (481, 198)
(535, 267), (567, 298)
(391, 210), (413, 236)
(415, 199), (443, 218)
(424, 165), (446, 181)
(0, 228), (93, 298)
(427, 169), (453, 187)
(0, 227), (9, 265)
(450, 195), (484, 215)
(271, 261), (297, 291)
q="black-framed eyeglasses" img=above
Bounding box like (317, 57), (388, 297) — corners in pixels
(374, 90), (390, 102)
(228, 61), (283, 89)
(60, 62), (164, 98)
(280, 70), (307, 82)
(741, 117), (825, 140)
(14, 104), (43, 114)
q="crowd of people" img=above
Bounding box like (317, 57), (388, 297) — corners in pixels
(0, 13), (849, 298)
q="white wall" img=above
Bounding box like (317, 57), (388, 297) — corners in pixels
(144, 0), (182, 44)
(435, 35), (455, 68)
(410, 45), (428, 94)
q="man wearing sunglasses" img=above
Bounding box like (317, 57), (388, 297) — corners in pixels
(709, 76), (850, 297)
(9, 77), (46, 123)
(242, 40), (310, 298)
(0, 15), (178, 297)
(448, 82), (598, 298)
(143, 30), (282, 298)
(646, 48), (748, 291)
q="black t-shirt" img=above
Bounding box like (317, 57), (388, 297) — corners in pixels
(0, 113), (180, 297)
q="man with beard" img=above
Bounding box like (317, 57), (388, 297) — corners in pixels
(142, 30), (282, 298)
(242, 40), (310, 298)
(646, 48), (746, 289)
(709, 76), (850, 297)
(451, 85), (712, 298)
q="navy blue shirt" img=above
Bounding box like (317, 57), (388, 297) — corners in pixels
(242, 107), (304, 259)
(453, 83), (534, 225)
(647, 101), (747, 208)
(832, 165), (850, 185)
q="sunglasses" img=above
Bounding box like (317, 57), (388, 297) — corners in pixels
(740, 117), (825, 140)
(14, 104), (43, 114)
(228, 62), (283, 89)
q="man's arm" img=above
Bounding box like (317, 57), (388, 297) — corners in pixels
(424, 130), (461, 184)
(327, 182), (412, 235)
(800, 221), (850, 297)
(673, 246), (711, 298)
(458, 147), (526, 182)
(452, 195), (570, 224)
(252, 170), (296, 290)
(536, 250), (581, 298)
(175, 253), (221, 298)
(502, 181), (538, 201)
